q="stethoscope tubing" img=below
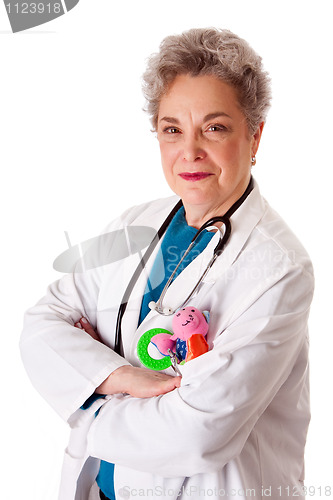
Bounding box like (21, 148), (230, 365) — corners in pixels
(114, 200), (183, 355)
(151, 217), (230, 315)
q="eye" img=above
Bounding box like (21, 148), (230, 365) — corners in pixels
(191, 309), (195, 312)
(163, 126), (181, 134)
(206, 124), (228, 133)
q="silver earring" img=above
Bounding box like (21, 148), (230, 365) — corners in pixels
(251, 156), (256, 166)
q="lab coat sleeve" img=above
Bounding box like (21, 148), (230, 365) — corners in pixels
(19, 220), (134, 422)
(19, 198), (175, 423)
(86, 262), (314, 477)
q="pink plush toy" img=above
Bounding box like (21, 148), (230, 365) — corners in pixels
(151, 306), (209, 363)
(171, 307), (209, 340)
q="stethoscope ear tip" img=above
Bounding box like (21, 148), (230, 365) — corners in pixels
(148, 301), (157, 311)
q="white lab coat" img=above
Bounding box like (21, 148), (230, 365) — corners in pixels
(20, 181), (314, 500)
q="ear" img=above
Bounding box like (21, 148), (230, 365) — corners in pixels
(251, 122), (265, 158)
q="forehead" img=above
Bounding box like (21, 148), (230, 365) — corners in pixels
(158, 74), (242, 120)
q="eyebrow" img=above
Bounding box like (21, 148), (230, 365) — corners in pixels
(159, 111), (232, 124)
(159, 116), (180, 124)
(204, 112), (232, 121)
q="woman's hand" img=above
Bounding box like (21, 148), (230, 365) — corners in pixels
(74, 317), (181, 398)
(96, 365), (181, 398)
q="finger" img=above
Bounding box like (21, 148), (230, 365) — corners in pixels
(163, 376), (182, 393)
(77, 317), (101, 341)
(79, 317), (96, 334)
(140, 374), (182, 397)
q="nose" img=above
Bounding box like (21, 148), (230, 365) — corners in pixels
(182, 135), (206, 162)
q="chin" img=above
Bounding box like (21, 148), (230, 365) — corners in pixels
(180, 189), (214, 207)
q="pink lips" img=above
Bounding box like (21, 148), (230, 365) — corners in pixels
(179, 172), (213, 182)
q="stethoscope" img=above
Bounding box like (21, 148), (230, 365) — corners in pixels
(114, 176), (254, 355)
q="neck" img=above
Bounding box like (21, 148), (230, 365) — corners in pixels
(184, 204), (227, 229)
(183, 176), (252, 229)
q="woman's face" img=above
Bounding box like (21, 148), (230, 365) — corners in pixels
(157, 74), (263, 228)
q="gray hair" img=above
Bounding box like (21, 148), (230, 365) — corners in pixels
(142, 28), (271, 134)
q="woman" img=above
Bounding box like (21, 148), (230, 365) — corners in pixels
(20, 28), (314, 500)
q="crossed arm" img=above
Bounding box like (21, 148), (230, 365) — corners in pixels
(74, 318), (181, 398)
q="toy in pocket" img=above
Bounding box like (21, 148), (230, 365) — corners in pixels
(137, 306), (209, 371)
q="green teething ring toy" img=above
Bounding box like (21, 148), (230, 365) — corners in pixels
(137, 328), (173, 371)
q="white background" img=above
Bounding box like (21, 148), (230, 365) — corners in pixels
(1, 0), (332, 498)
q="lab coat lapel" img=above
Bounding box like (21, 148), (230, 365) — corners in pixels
(119, 197), (180, 359)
